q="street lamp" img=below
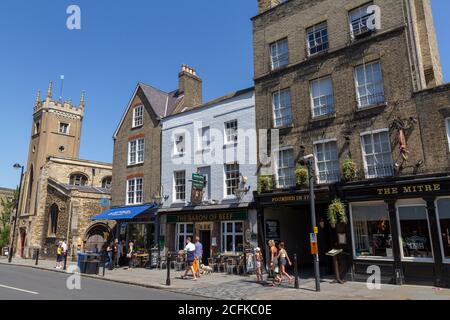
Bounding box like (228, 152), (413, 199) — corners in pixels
(152, 191), (169, 268)
(299, 155), (321, 292)
(9, 163), (24, 263)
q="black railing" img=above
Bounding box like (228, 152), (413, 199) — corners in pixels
(351, 13), (376, 39)
(357, 92), (385, 108)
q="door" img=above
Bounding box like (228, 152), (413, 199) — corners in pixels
(20, 229), (27, 258)
(200, 230), (211, 265)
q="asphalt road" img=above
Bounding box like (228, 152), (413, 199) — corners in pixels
(0, 264), (202, 300)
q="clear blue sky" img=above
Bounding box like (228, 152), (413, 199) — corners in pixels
(0, 0), (449, 189)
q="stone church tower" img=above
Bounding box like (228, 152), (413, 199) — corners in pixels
(18, 82), (84, 217)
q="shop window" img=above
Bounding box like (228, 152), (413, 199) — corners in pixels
(221, 221), (244, 253)
(436, 199), (450, 262)
(128, 223), (154, 252)
(176, 223), (194, 251)
(351, 203), (393, 259)
(397, 205), (433, 261)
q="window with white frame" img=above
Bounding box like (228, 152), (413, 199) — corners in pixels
(397, 204), (433, 261)
(225, 163), (240, 197)
(361, 130), (394, 179)
(199, 126), (211, 150)
(351, 202), (393, 259)
(225, 120), (238, 144)
(445, 118), (450, 151)
(126, 178), (143, 205)
(59, 122), (69, 134)
(128, 138), (145, 165)
(221, 221), (244, 253)
(272, 89), (293, 128)
(314, 141), (339, 184)
(436, 198), (450, 262)
(174, 171), (186, 201)
(349, 3), (375, 39)
(133, 105), (144, 128)
(310, 77), (334, 117)
(307, 22), (329, 56)
(176, 223), (193, 251)
(174, 133), (185, 156)
(270, 38), (289, 70)
(355, 61), (385, 108)
(277, 148), (295, 188)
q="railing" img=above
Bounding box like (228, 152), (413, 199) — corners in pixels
(357, 92), (385, 108)
(351, 13), (376, 39)
(317, 171), (341, 185)
(363, 164), (395, 180)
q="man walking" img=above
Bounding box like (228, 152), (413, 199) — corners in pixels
(194, 236), (203, 278)
(61, 240), (68, 270)
(181, 237), (197, 281)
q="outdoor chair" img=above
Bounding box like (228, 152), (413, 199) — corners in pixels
(207, 257), (217, 273)
(236, 257), (245, 275)
(226, 258), (237, 274)
(217, 256), (227, 272)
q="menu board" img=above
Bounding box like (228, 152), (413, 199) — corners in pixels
(265, 220), (280, 241)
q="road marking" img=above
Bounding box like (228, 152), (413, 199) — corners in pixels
(0, 284), (39, 295)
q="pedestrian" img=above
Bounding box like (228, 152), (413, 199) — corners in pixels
(255, 247), (264, 283)
(115, 239), (123, 268)
(268, 240), (281, 286)
(106, 242), (113, 269)
(277, 242), (294, 285)
(55, 241), (62, 269)
(181, 237), (197, 281)
(194, 236), (203, 278)
(126, 241), (134, 270)
(61, 240), (68, 269)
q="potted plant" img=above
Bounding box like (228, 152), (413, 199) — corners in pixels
(342, 159), (358, 182)
(257, 175), (273, 194)
(295, 166), (309, 187)
(327, 198), (348, 228)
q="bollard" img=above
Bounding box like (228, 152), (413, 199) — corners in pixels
(63, 252), (67, 270)
(166, 254), (171, 286)
(35, 249), (39, 266)
(102, 251), (106, 277)
(294, 254), (299, 289)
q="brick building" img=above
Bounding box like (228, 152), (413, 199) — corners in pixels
(14, 83), (113, 259)
(252, 0), (450, 287)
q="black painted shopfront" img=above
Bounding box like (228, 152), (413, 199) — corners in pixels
(341, 174), (450, 288)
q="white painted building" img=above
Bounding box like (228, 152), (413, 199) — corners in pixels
(158, 88), (259, 261)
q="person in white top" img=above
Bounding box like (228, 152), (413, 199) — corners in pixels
(181, 237), (197, 281)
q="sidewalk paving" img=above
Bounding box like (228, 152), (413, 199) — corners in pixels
(1, 256), (449, 300)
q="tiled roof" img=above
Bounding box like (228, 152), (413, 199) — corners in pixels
(139, 83), (183, 118)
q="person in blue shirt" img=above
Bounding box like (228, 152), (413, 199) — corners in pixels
(194, 237), (203, 278)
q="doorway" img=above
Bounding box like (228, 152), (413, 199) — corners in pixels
(19, 228), (27, 258)
(200, 230), (211, 265)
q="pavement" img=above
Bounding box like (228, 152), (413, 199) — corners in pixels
(1, 256), (450, 300)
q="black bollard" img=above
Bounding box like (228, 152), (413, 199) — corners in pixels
(102, 251), (106, 277)
(63, 252), (67, 270)
(35, 249), (39, 266)
(166, 254), (171, 286)
(294, 254), (299, 289)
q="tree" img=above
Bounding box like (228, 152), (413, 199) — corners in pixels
(0, 188), (18, 248)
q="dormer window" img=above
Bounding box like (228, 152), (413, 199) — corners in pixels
(133, 106), (144, 128)
(59, 122), (69, 135)
(349, 3), (375, 40)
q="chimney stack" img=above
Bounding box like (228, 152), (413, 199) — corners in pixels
(178, 64), (202, 109)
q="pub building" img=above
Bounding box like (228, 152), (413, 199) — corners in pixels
(341, 174), (450, 288)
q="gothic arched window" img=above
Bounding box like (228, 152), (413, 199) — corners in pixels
(48, 203), (59, 237)
(69, 173), (88, 186)
(101, 176), (112, 189)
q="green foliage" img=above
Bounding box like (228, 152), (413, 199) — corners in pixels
(0, 225), (10, 248)
(258, 176), (273, 194)
(0, 188), (18, 231)
(295, 166), (309, 187)
(327, 198), (348, 226)
(342, 159), (358, 182)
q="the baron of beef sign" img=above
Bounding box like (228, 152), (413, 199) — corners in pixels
(167, 212), (248, 223)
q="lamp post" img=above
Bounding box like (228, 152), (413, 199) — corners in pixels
(300, 155), (321, 292)
(9, 164), (24, 263)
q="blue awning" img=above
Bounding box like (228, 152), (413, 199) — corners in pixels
(91, 204), (155, 221)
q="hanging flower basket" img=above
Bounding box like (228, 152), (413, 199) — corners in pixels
(342, 159), (358, 182)
(257, 175), (273, 194)
(295, 166), (309, 187)
(327, 198), (348, 227)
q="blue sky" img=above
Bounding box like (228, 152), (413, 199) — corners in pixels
(0, 0), (449, 189)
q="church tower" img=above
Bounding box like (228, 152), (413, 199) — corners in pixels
(19, 82), (85, 217)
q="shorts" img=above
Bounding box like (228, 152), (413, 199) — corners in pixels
(279, 257), (287, 267)
(56, 255), (62, 262)
(186, 260), (194, 267)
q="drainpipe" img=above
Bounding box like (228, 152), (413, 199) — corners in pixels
(405, 0), (425, 91)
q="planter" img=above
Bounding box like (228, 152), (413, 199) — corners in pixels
(327, 198), (348, 226)
(295, 166), (309, 187)
(257, 175), (273, 194)
(342, 159), (358, 182)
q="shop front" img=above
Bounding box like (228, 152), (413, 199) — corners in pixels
(254, 186), (340, 276)
(341, 174), (450, 288)
(158, 206), (258, 263)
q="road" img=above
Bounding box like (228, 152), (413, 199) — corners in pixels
(0, 264), (203, 300)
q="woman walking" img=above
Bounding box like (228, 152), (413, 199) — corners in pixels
(255, 247), (264, 283)
(277, 242), (294, 284)
(268, 240), (281, 286)
(55, 241), (63, 269)
(126, 241), (134, 270)
(106, 242), (113, 270)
